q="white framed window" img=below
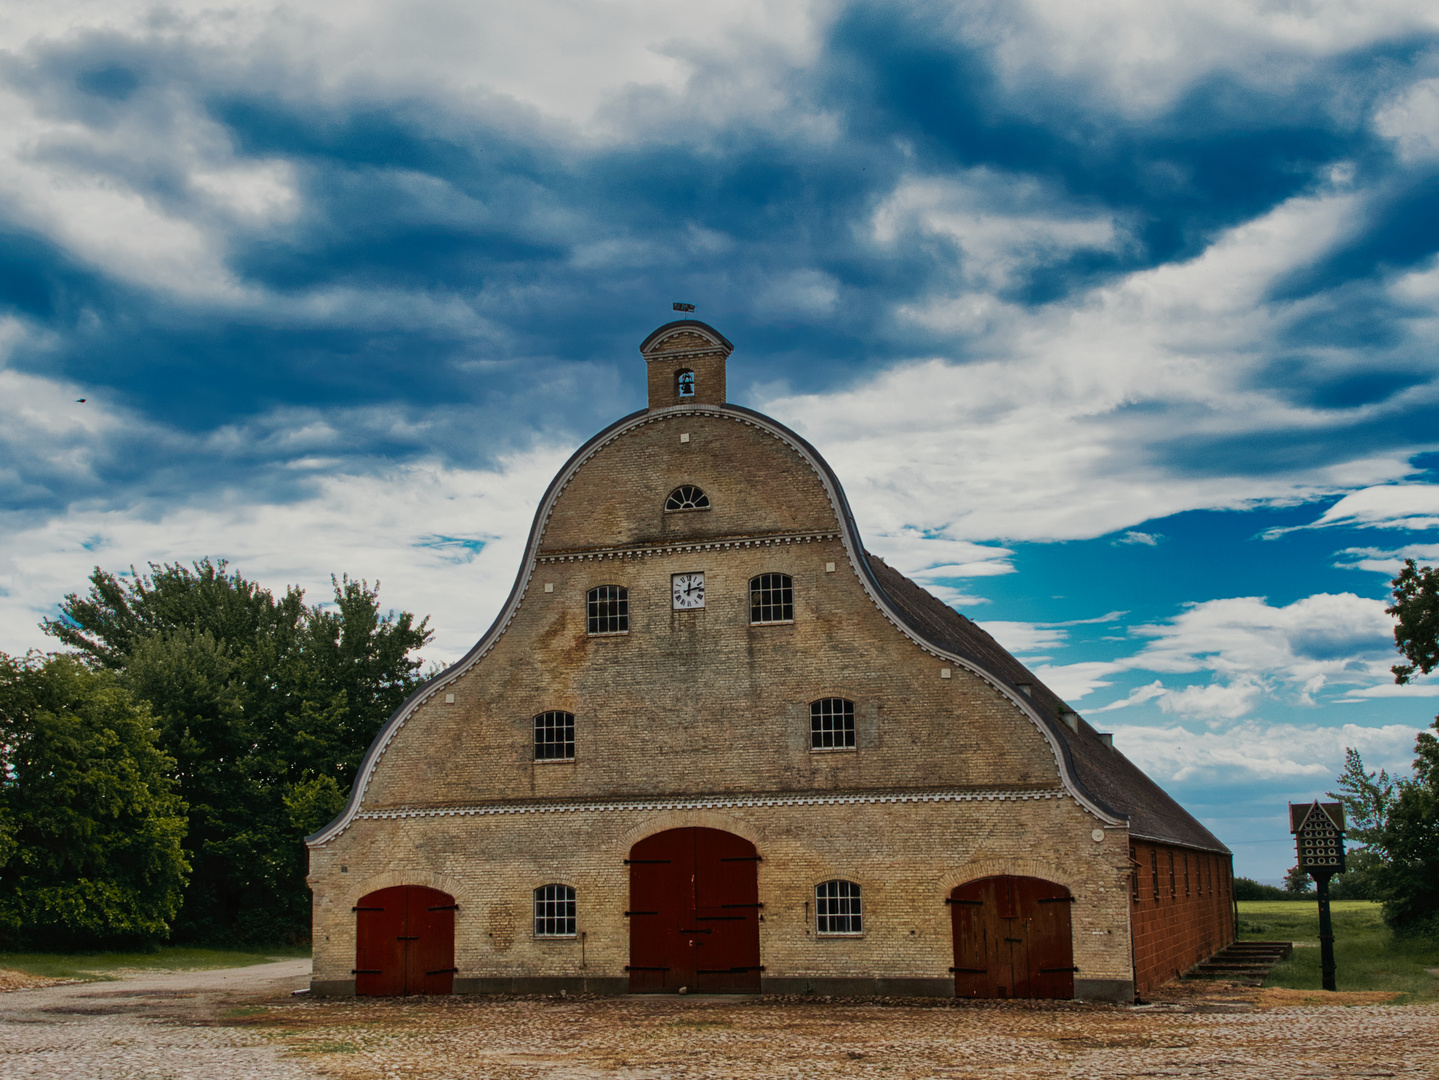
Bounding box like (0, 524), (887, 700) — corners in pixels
(533, 710), (575, 761)
(665, 485), (710, 511)
(810, 698), (855, 749)
(750, 573), (794, 624)
(815, 880), (862, 935)
(534, 884), (576, 937)
(587, 585), (628, 635)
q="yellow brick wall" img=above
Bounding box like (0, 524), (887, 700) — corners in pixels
(310, 798), (1133, 987)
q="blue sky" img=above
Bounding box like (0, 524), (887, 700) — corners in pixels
(3, 1), (1439, 880)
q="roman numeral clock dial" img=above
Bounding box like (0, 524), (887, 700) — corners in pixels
(671, 572), (705, 609)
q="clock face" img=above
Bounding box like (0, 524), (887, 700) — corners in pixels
(672, 572), (705, 609)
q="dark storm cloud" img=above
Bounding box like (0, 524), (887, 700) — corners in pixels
(4, 3), (1439, 520)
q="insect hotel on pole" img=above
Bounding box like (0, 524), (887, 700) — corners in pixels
(1289, 800), (1346, 991)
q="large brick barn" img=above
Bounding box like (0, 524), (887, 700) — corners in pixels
(306, 319), (1234, 1002)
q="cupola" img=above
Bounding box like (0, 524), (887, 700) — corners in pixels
(640, 319), (733, 409)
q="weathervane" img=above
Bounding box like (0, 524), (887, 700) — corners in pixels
(1289, 800), (1346, 991)
(672, 302), (696, 313)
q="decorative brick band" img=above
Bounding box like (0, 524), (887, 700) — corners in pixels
(356, 787), (1066, 822)
(537, 531), (841, 563)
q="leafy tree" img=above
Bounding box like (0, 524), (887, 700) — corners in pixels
(1331, 559), (1439, 935)
(1384, 559), (1439, 934)
(1389, 559), (1439, 684)
(1328, 747), (1396, 853)
(43, 559), (431, 945)
(1282, 864), (1314, 895)
(0, 653), (188, 949)
(1328, 847), (1384, 901)
(1376, 718), (1439, 934)
(1233, 877), (1289, 901)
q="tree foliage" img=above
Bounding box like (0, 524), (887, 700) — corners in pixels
(0, 653), (188, 949)
(1388, 558), (1439, 684)
(1233, 876), (1290, 901)
(43, 559), (431, 945)
(1332, 559), (1439, 935)
(1377, 718), (1439, 933)
(1282, 864), (1314, 895)
(1329, 747), (1397, 854)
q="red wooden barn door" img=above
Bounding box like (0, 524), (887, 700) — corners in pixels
(950, 876), (1073, 1000)
(627, 828), (762, 993)
(354, 885), (456, 996)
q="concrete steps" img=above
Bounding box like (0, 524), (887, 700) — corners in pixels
(1182, 941), (1294, 986)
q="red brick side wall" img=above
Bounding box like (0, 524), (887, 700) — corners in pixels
(1130, 841), (1235, 996)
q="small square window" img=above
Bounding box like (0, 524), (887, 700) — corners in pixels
(815, 880), (862, 934)
(810, 698), (855, 750)
(534, 711), (575, 761)
(587, 585), (629, 635)
(750, 573), (794, 624)
(534, 884), (576, 937)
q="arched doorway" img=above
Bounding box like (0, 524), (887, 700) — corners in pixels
(627, 827), (762, 993)
(353, 885), (457, 995)
(949, 875), (1074, 999)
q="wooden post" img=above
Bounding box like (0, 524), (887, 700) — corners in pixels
(1314, 870), (1337, 991)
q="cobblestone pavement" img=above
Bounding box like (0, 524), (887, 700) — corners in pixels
(3, 967), (1436, 1080)
(0, 959), (316, 1079)
(229, 982), (1439, 1080)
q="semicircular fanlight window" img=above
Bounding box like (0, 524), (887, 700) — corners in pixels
(665, 485), (710, 511)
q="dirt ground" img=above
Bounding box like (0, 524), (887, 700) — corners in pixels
(233, 979), (1438, 1080)
(3, 962), (1436, 1080)
(0, 959), (313, 1079)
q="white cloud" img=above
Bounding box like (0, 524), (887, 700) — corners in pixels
(974, 610), (1126, 658)
(1332, 543), (1439, 575)
(872, 171), (1128, 292)
(977, 620), (1068, 656)
(1123, 592), (1395, 709)
(1087, 679), (1167, 713)
(1027, 660), (1123, 702)
(1156, 678), (1266, 722)
(1339, 680), (1439, 700)
(0, 446), (572, 666)
(1375, 77), (1439, 162)
(1301, 483), (1439, 532)
(987, 0), (1439, 116)
(769, 183), (1421, 547)
(1112, 719), (1423, 784)
(2, 0), (826, 129)
(1008, 593), (1402, 718)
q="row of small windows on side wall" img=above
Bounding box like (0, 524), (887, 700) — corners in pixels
(530, 698), (855, 761)
(530, 881), (862, 938)
(1129, 845), (1231, 903)
(584, 575), (794, 634)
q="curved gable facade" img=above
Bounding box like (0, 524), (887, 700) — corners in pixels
(307, 321), (1233, 1001)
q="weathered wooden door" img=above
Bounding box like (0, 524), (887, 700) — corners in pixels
(627, 828), (762, 993)
(354, 885), (457, 996)
(950, 875), (1074, 999)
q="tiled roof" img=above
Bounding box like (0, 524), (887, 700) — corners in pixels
(865, 555), (1230, 854)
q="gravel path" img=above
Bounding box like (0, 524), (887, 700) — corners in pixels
(0, 959), (318, 1080)
(231, 985), (1439, 1080)
(2, 964), (1435, 1080)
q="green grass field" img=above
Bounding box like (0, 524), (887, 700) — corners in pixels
(0, 945), (309, 981)
(1238, 900), (1439, 1000)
